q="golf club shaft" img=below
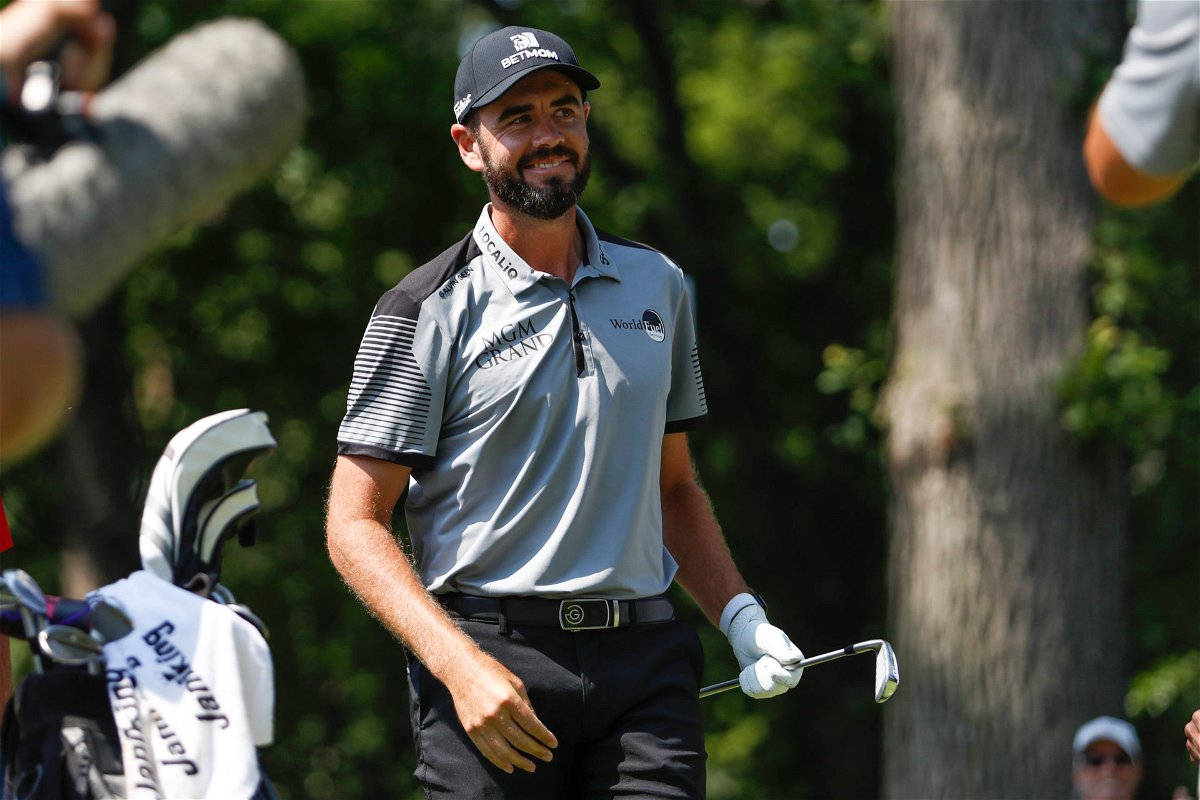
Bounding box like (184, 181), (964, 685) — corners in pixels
(17, 608), (44, 674)
(0, 595), (93, 638)
(699, 639), (886, 699)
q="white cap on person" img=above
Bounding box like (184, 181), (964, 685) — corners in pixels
(1072, 716), (1142, 761)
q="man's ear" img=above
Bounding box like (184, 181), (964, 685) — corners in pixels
(450, 123), (485, 173)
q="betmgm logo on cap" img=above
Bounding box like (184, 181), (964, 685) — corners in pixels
(453, 25), (601, 124)
(503, 32), (553, 67)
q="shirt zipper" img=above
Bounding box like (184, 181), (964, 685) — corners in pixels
(568, 290), (586, 377)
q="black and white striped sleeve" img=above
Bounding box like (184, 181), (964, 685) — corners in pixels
(337, 290), (447, 470)
(665, 270), (708, 433)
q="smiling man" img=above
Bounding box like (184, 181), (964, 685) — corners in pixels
(325, 25), (807, 800)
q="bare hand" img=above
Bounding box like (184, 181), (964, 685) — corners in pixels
(444, 653), (557, 774)
(0, 0), (115, 102)
(1186, 707), (1200, 764)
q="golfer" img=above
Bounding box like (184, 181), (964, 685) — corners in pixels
(326, 25), (805, 799)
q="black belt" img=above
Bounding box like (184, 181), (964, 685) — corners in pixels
(439, 593), (675, 632)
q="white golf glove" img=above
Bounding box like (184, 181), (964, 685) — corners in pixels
(721, 593), (804, 699)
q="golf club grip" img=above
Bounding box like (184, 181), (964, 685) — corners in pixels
(4, 17), (307, 318)
(0, 593), (90, 637)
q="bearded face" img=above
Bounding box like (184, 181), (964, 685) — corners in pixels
(478, 138), (591, 220)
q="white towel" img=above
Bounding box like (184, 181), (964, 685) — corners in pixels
(94, 570), (274, 799)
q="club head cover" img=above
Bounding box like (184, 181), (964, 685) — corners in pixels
(138, 409), (275, 584)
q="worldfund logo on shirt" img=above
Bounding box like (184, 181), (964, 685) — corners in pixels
(609, 310), (665, 342)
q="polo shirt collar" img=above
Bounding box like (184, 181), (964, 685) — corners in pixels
(472, 205), (622, 296)
(575, 208), (622, 284)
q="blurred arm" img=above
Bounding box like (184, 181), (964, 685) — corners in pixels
(1084, 105), (1189, 207)
(1186, 707), (1200, 763)
(0, 0), (115, 101)
(0, 313), (82, 468)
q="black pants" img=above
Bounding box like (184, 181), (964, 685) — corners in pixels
(406, 617), (707, 799)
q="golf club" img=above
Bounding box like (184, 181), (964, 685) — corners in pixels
(37, 624), (104, 669)
(88, 598), (134, 644)
(699, 638), (900, 702)
(87, 598), (134, 674)
(2, 569), (49, 674)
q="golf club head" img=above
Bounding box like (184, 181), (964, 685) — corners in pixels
(38, 624), (104, 666)
(89, 599), (134, 644)
(2, 569), (47, 618)
(873, 641), (900, 703)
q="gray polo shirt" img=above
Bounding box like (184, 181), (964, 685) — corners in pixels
(337, 205), (707, 598)
(1099, 0), (1200, 175)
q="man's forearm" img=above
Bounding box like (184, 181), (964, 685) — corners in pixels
(326, 507), (558, 773)
(662, 478), (750, 627)
(326, 517), (480, 683)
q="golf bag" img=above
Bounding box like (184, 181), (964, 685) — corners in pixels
(1, 410), (279, 800)
(0, 670), (123, 799)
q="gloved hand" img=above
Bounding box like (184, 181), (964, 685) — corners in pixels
(721, 593), (804, 699)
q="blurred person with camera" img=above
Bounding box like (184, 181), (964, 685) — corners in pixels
(0, 0), (115, 710)
(1, 0), (115, 469)
(1, 0), (305, 471)
(2, 0), (304, 721)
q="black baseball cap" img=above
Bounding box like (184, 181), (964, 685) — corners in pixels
(453, 26), (600, 123)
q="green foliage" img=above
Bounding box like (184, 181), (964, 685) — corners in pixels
(1127, 650), (1200, 793)
(3, 0), (1196, 798)
(1058, 216), (1188, 488)
(1059, 316), (1172, 464)
(1127, 651), (1200, 719)
(817, 326), (890, 452)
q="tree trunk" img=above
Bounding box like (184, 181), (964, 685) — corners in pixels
(882, 2), (1125, 797)
(57, 296), (143, 596)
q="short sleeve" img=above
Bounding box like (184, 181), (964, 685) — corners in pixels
(664, 273), (708, 432)
(1098, 0), (1200, 175)
(337, 289), (450, 469)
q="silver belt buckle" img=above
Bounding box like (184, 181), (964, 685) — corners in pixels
(558, 598), (619, 631)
